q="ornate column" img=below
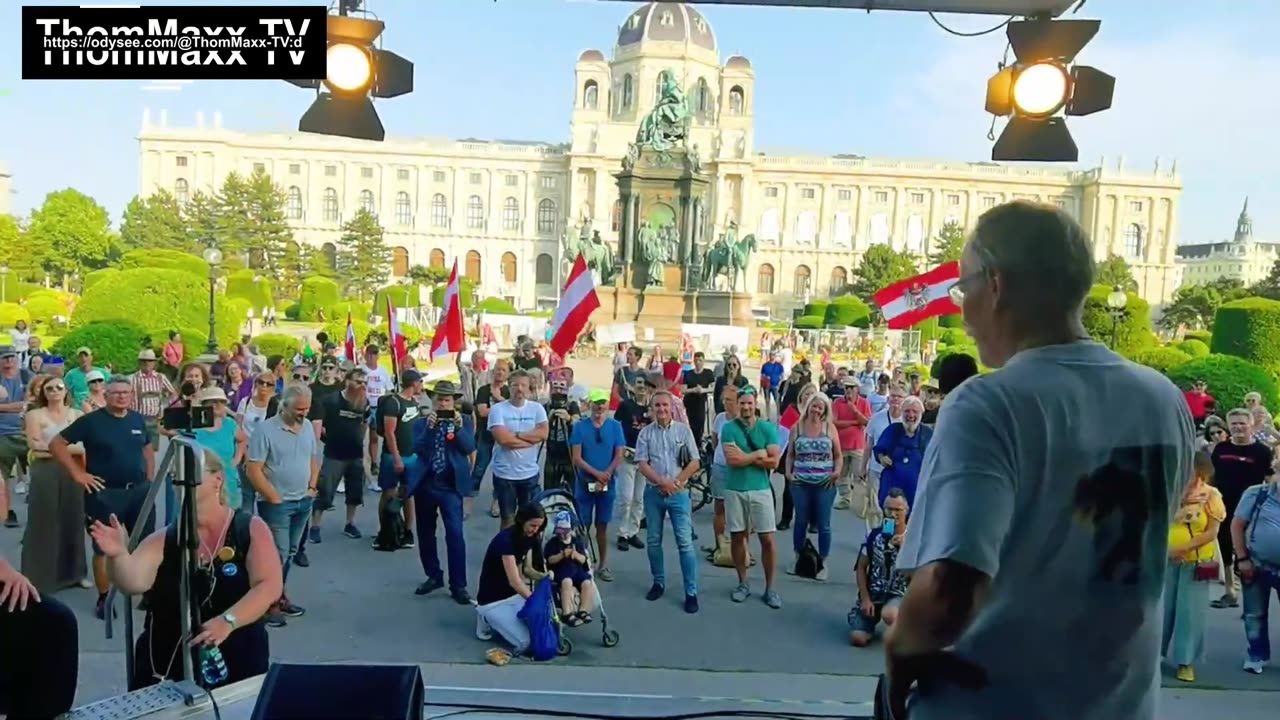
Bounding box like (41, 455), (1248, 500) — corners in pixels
(679, 195), (693, 265)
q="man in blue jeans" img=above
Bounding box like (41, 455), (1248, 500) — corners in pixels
(246, 383), (319, 628)
(487, 370), (548, 528)
(570, 388), (627, 582)
(1232, 479), (1280, 674)
(635, 389), (701, 614)
(410, 379), (475, 603)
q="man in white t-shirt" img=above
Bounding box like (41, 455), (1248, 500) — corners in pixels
(362, 345), (394, 489)
(487, 369), (549, 528)
(883, 202), (1194, 720)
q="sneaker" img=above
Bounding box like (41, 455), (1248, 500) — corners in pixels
(627, 535), (645, 549)
(3, 510), (18, 528)
(777, 521), (791, 531)
(684, 594), (699, 614)
(336, 481), (345, 494)
(78, 578), (93, 589)
(762, 589), (782, 609)
(639, 518), (647, 531)
(616, 537), (630, 552)
(415, 578), (444, 596)
(475, 613), (493, 641)
(278, 599), (306, 617)
(343, 524), (362, 539)
(833, 498), (851, 511)
(1175, 665), (1195, 683)
(1243, 659), (1268, 674)
(265, 609), (288, 628)
(816, 566), (829, 582)
(293, 549), (310, 567)
(731, 584), (751, 603)
(14, 479), (27, 495)
(1210, 594), (1239, 609)
(645, 583), (665, 601)
(450, 588), (472, 605)
(400, 530), (415, 548)
(308, 526), (321, 544)
(596, 567), (614, 582)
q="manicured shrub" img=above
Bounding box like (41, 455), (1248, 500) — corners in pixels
(1184, 329), (1212, 345)
(225, 297), (253, 332)
(51, 321), (149, 373)
(225, 269), (274, 311)
(939, 314), (965, 329)
(901, 362), (930, 380)
(911, 316), (940, 339)
(372, 284), (418, 314)
(70, 268), (240, 350)
(1210, 297), (1280, 369)
(476, 297), (519, 315)
(82, 268), (119, 290)
(1082, 284), (1154, 356)
(1176, 339), (1210, 358)
(253, 333), (302, 360)
(1168, 354), (1280, 412)
(431, 278), (477, 310)
(823, 296), (871, 328)
(1129, 347), (1192, 376)
(283, 302), (301, 321)
(0, 303), (31, 328)
(298, 276), (341, 320)
(119, 248), (208, 276)
(940, 328), (969, 346)
(793, 315), (824, 330)
(0, 281), (42, 304)
(177, 326), (211, 360)
(23, 289), (76, 326)
(803, 300), (831, 318)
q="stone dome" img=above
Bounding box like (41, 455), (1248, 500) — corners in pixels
(725, 55), (751, 70)
(578, 49), (605, 63)
(617, 2), (716, 52)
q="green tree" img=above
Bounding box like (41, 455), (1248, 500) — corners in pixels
(241, 169), (293, 273)
(27, 189), (114, 280)
(0, 215), (42, 282)
(211, 172), (252, 257)
(183, 190), (221, 248)
(336, 209), (390, 301)
(1095, 254), (1138, 293)
(120, 190), (195, 253)
(1159, 278), (1248, 331)
(851, 245), (919, 306)
(1249, 259), (1280, 301)
(927, 221), (966, 267)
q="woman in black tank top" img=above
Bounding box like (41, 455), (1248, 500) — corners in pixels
(89, 449), (283, 690)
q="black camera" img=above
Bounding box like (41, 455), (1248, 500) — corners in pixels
(435, 409), (456, 421)
(163, 404), (214, 432)
(549, 393), (568, 410)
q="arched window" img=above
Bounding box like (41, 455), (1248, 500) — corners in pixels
(429, 248), (445, 269)
(537, 199), (557, 234)
(729, 85), (745, 115)
(391, 247), (409, 277)
(1124, 223), (1144, 258)
(696, 78), (711, 114)
(621, 74), (634, 109)
(465, 250), (482, 282)
(794, 265), (812, 298)
(174, 178), (189, 205)
(757, 263), (775, 294)
(320, 242), (338, 271)
(583, 80), (599, 110)
(611, 199), (623, 232)
(359, 189), (376, 216)
(466, 196), (484, 230)
(286, 186), (303, 220)
(430, 193), (448, 228)
(535, 253), (554, 284)
(394, 191), (412, 227)
(502, 197), (520, 232)
(830, 267), (848, 296)
(501, 252), (518, 284)
(322, 188), (340, 222)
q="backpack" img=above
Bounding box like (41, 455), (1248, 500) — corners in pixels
(794, 537), (824, 579)
(517, 576), (561, 661)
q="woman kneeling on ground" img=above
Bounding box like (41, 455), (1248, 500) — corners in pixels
(475, 502), (548, 653)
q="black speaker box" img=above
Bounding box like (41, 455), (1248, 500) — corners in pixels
(250, 663), (424, 720)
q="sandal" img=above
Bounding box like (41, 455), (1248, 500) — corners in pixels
(576, 611), (593, 625)
(564, 614), (584, 627)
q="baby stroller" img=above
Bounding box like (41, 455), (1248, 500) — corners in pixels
(535, 488), (621, 653)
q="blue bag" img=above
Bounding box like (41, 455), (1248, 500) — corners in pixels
(517, 576), (560, 661)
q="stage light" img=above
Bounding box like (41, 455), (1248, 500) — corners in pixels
(985, 18), (1115, 162)
(325, 43), (373, 94)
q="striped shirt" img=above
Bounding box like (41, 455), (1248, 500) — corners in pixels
(792, 432), (835, 484)
(131, 370), (175, 421)
(635, 420), (698, 481)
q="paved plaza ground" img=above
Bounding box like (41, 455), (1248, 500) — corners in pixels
(3, 357), (1279, 717)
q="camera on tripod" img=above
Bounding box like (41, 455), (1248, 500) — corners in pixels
(161, 382), (215, 432)
(549, 392), (568, 411)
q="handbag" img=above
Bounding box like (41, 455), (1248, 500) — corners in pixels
(1184, 519), (1220, 582)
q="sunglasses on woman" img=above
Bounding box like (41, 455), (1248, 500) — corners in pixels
(45, 384), (66, 392)
(255, 379), (274, 387)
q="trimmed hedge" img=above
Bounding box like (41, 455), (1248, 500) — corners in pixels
(1083, 284), (1154, 356)
(71, 268), (240, 350)
(252, 333), (302, 360)
(372, 284), (418, 314)
(51, 321), (150, 373)
(803, 300), (831, 318)
(793, 315), (824, 330)
(901, 362), (930, 380)
(299, 276), (341, 321)
(476, 297), (519, 315)
(931, 343), (977, 378)
(823, 296), (871, 328)
(1210, 297), (1280, 369)
(939, 328), (969, 346)
(119, 248), (208, 276)
(432, 278), (478, 310)
(939, 314), (964, 329)
(1176, 339), (1210, 358)
(83, 268), (119, 290)
(0, 302), (31, 327)
(225, 269), (274, 311)
(1184, 329), (1212, 345)
(911, 316), (940, 339)
(0, 281), (42, 304)
(225, 298), (253, 332)
(1168, 354), (1280, 412)
(24, 289), (76, 326)
(1130, 347), (1192, 376)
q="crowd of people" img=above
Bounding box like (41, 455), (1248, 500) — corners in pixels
(2, 202), (1280, 719)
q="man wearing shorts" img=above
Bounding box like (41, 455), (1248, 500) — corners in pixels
(487, 370), (548, 528)
(570, 389), (626, 581)
(0, 345), (33, 527)
(850, 488), (909, 646)
(719, 387), (783, 609)
(312, 368), (370, 541)
(374, 370), (423, 551)
(705, 384), (740, 564)
(49, 375), (155, 619)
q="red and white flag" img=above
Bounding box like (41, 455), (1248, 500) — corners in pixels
(549, 254), (601, 358)
(430, 260), (465, 360)
(873, 261), (962, 330)
(343, 311), (357, 363)
(385, 295), (408, 369)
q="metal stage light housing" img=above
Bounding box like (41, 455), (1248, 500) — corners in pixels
(299, 93), (385, 142)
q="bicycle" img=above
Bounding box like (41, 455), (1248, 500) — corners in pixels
(686, 435), (715, 514)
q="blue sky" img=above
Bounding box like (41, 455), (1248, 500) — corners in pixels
(2, 0), (1274, 245)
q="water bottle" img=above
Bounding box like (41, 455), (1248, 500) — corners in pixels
(200, 645), (229, 687)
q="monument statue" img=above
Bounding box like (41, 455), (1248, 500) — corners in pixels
(625, 69), (692, 167)
(563, 224), (617, 285)
(637, 221), (665, 288)
(701, 222), (757, 292)
(659, 222), (680, 264)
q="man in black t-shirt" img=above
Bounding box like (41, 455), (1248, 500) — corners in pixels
(374, 370), (424, 550)
(682, 352), (714, 444)
(1210, 407), (1275, 608)
(542, 378), (580, 492)
(308, 359), (342, 420)
(612, 381), (652, 551)
(312, 368), (371, 542)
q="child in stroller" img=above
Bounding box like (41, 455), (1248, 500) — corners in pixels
(544, 510), (597, 627)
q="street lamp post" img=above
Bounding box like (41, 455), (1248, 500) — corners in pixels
(202, 247), (223, 353)
(1106, 284), (1128, 349)
(0, 264), (8, 302)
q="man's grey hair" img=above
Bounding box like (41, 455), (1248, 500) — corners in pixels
(280, 383), (312, 409)
(1226, 408), (1253, 423)
(649, 389), (676, 406)
(108, 375), (132, 387)
(969, 200), (1095, 316)
(901, 396), (925, 414)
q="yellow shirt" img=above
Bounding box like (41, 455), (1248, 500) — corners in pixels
(1168, 484), (1226, 563)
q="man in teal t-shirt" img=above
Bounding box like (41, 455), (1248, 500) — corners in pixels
(718, 387), (783, 608)
(64, 347), (109, 408)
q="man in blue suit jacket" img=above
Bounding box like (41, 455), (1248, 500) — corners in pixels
(411, 380), (476, 604)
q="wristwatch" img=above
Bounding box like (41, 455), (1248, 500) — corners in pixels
(222, 612), (239, 629)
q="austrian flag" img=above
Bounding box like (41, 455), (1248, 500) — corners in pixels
(873, 261), (962, 330)
(549, 254), (601, 358)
